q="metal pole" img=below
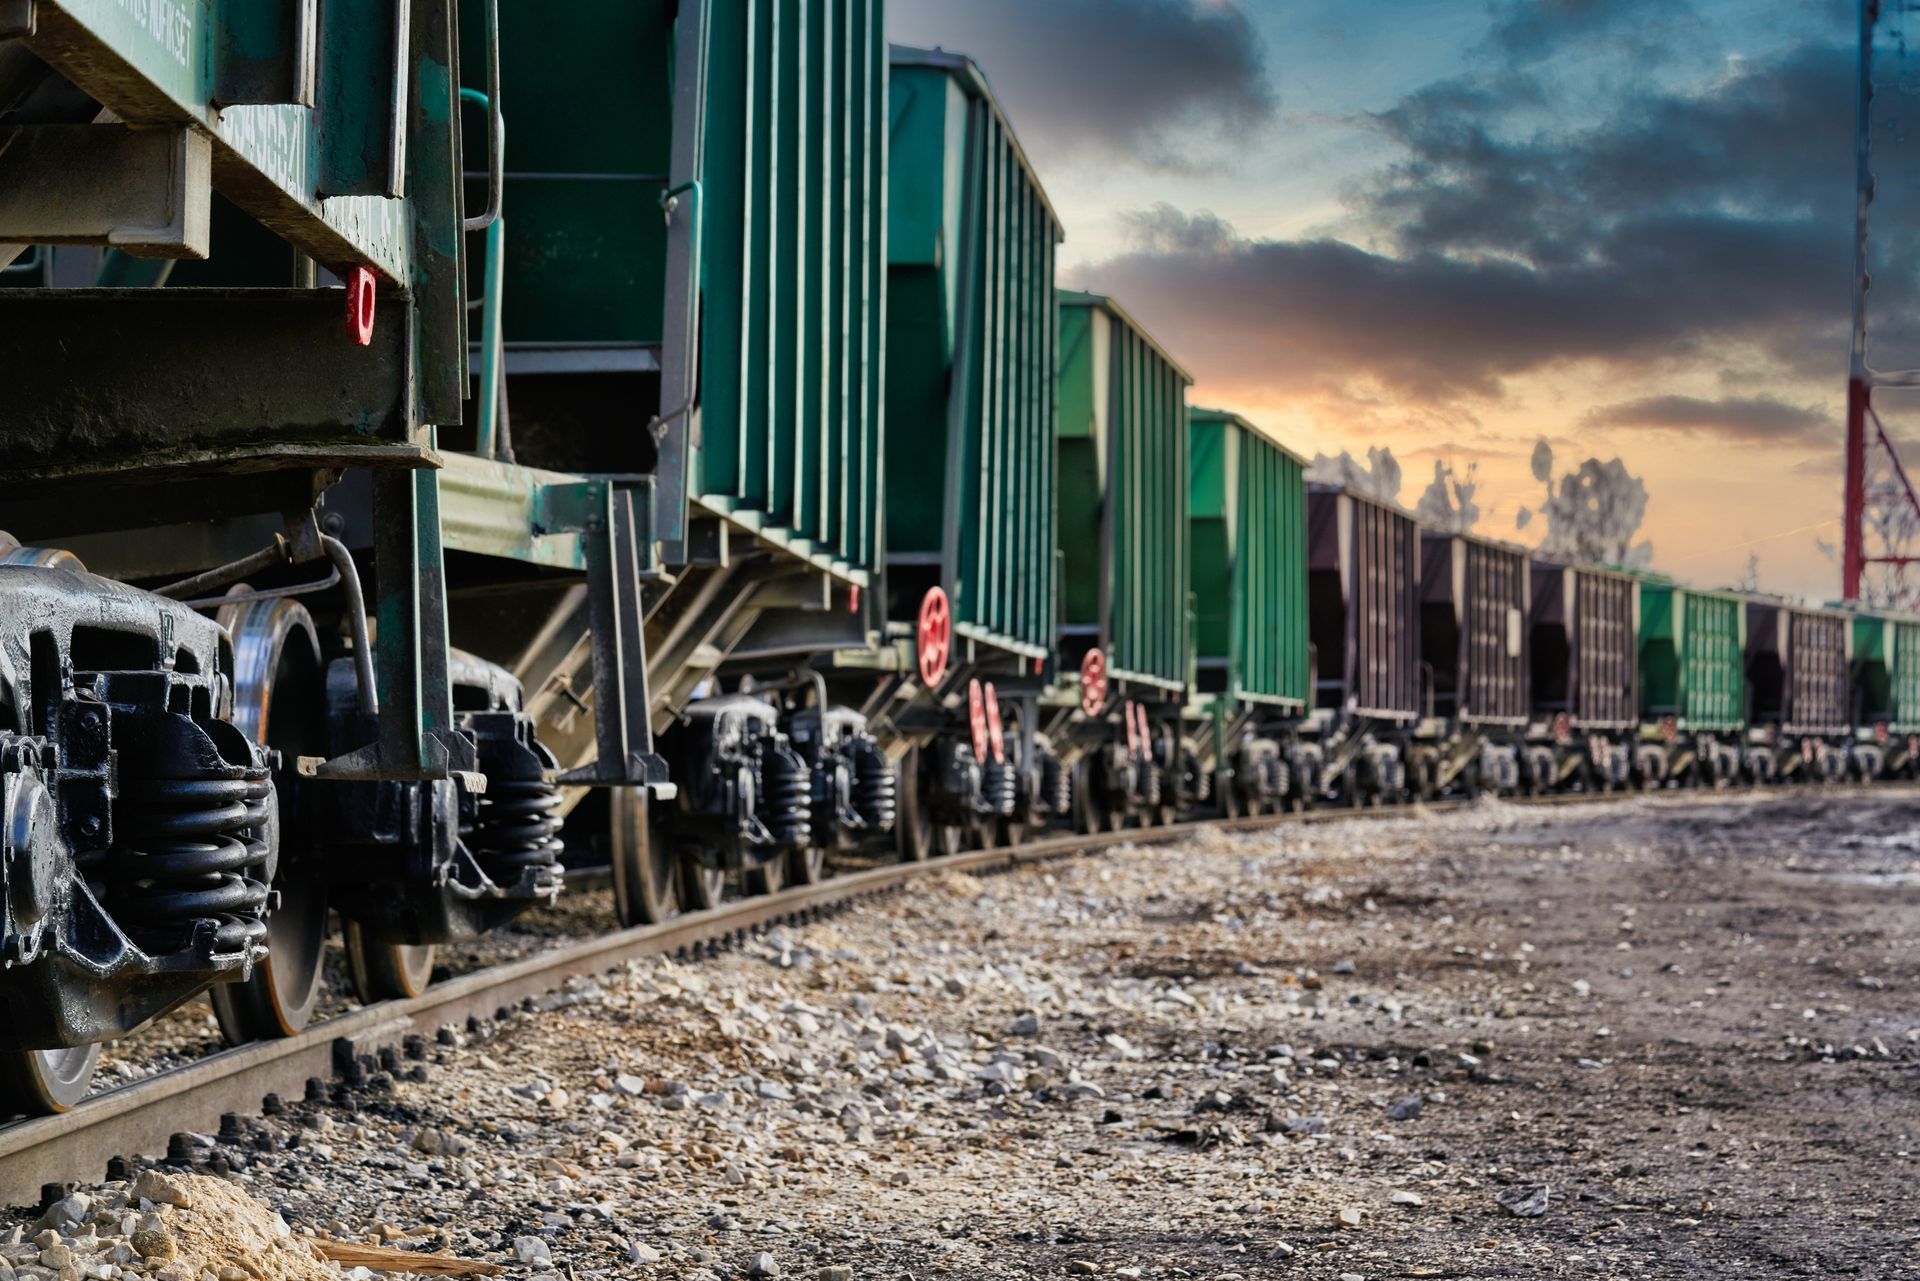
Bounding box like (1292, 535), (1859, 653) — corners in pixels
(1846, 377), (1868, 600)
(1846, 0), (1877, 602)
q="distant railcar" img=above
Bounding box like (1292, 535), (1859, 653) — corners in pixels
(1528, 561), (1639, 789)
(1186, 408), (1312, 815)
(1306, 486), (1420, 803)
(1848, 608), (1920, 776)
(1636, 577), (1749, 784)
(1054, 291), (1193, 829)
(1746, 600), (1852, 780)
(1414, 532), (1530, 796)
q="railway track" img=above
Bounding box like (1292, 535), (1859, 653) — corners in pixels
(0, 784), (1858, 1209)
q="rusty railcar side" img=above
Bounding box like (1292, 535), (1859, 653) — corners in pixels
(1531, 562), (1639, 731)
(1307, 486), (1421, 722)
(1421, 533), (1530, 726)
(1746, 602), (1851, 736)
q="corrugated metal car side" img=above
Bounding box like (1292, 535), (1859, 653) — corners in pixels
(1307, 486), (1421, 721)
(484, 0), (887, 578)
(1848, 611), (1920, 733)
(1422, 534), (1529, 725)
(1574, 568), (1638, 727)
(1531, 563), (1638, 730)
(1897, 619), (1920, 731)
(1745, 601), (1849, 734)
(885, 50), (1061, 656)
(1188, 409), (1309, 708)
(1682, 589), (1746, 728)
(1788, 609), (1850, 733)
(698, 0), (888, 576)
(1058, 292), (1192, 691)
(1641, 580), (1745, 730)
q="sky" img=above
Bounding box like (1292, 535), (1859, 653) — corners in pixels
(887, 0), (1877, 601)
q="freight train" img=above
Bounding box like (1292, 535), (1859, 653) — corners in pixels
(0, 5), (1908, 1115)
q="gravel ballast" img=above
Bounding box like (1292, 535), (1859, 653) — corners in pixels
(11, 791), (1919, 1279)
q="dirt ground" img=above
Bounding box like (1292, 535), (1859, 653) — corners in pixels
(19, 790), (1920, 1281)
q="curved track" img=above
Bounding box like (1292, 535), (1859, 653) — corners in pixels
(0, 785), (1847, 1207)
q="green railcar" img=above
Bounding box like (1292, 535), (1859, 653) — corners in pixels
(885, 47), (1062, 660)
(1057, 291), (1192, 695)
(1187, 408), (1310, 710)
(1848, 610), (1920, 733)
(1638, 579), (1746, 731)
(468, 0), (888, 581)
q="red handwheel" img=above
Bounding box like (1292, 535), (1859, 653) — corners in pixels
(917, 587), (951, 688)
(1079, 648), (1107, 718)
(345, 266), (377, 346)
(968, 679), (991, 762)
(983, 681), (1005, 764)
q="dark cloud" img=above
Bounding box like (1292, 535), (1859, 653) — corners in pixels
(1486, 0), (1698, 62)
(1582, 394), (1829, 443)
(1072, 40), (1866, 405)
(1369, 43), (1854, 265)
(1073, 205), (1842, 400)
(886, 0), (1272, 169)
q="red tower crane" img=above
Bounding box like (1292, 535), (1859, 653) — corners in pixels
(1846, 1), (1920, 605)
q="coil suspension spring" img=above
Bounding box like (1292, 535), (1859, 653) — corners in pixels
(1139, 757), (1164, 807)
(1262, 755), (1290, 801)
(1041, 753), (1071, 815)
(471, 777), (564, 882)
(761, 742), (813, 848)
(1188, 750), (1214, 803)
(852, 740), (897, 832)
(984, 761), (1018, 817)
(106, 773), (272, 954)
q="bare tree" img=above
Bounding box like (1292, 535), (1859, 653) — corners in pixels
(1305, 446), (1403, 505)
(1415, 459), (1481, 532)
(1517, 441), (1654, 568)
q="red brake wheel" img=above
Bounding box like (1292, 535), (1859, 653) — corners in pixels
(917, 588), (951, 688)
(968, 678), (990, 761)
(983, 681), (1005, 764)
(1080, 648), (1107, 718)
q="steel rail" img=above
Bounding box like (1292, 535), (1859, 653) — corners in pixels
(0, 784), (1899, 1206)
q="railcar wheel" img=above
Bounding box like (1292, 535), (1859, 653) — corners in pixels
(680, 857), (727, 912)
(211, 598), (329, 1043)
(0, 1045), (102, 1116)
(743, 853), (787, 896)
(610, 789), (679, 925)
(1217, 773), (1242, 819)
(898, 747), (934, 861)
(786, 844), (828, 886)
(342, 924), (436, 1002)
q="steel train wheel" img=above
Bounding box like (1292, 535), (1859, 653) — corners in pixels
(1072, 757), (1125, 833)
(0, 1045), (102, 1116)
(342, 923), (436, 1002)
(211, 597), (330, 1043)
(743, 854), (787, 896)
(680, 861), (727, 911)
(897, 747), (934, 861)
(610, 789), (679, 926)
(787, 844), (829, 886)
